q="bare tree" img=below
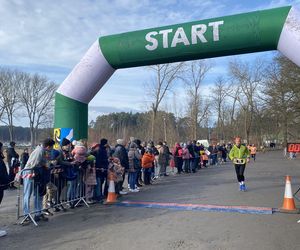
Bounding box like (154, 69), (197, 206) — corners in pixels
(261, 55), (300, 146)
(229, 59), (263, 143)
(0, 76), (6, 120)
(210, 76), (229, 141)
(19, 74), (57, 147)
(0, 68), (23, 141)
(182, 60), (212, 139)
(145, 63), (184, 140)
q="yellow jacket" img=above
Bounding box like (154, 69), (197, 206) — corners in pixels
(229, 145), (250, 164)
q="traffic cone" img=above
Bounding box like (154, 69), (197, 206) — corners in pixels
(279, 176), (299, 213)
(104, 179), (117, 205)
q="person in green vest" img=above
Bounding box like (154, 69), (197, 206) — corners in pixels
(229, 137), (250, 191)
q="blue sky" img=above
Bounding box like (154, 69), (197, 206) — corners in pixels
(0, 0), (300, 125)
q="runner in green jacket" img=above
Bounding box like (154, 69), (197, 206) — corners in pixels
(229, 137), (250, 191)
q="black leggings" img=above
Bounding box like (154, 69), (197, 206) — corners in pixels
(235, 164), (246, 182)
(0, 189), (3, 204)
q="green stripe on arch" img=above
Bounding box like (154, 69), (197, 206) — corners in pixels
(54, 93), (88, 140)
(99, 6), (291, 69)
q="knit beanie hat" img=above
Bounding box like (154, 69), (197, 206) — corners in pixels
(100, 138), (108, 146)
(116, 139), (124, 145)
(61, 138), (71, 147)
(87, 154), (96, 162)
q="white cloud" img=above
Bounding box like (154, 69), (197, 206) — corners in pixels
(1, 0), (300, 126)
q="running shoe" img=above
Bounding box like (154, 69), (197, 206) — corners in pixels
(0, 230), (7, 237)
(242, 184), (247, 191)
(129, 189), (139, 192)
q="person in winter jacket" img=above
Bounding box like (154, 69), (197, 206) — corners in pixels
(0, 142), (9, 204)
(149, 141), (159, 180)
(250, 144), (257, 161)
(193, 141), (201, 171)
(208, 144), (218, 165)
(133, 139), (144, 186)
(113, 139), (129, 194)
(187, 141), (196, 173)
(229, 137), (250, 191)
(0, 142), (9, 237)
(22, 138), (55, 222)
(182, 144), (191, 173)
(107, 156), (124, 196)
(200, 151), (209, 168)
(20, 148), (29, 170)
(72, 144), (87, 164)
(142, 148), (155, 185)
(93, 138), (109, 200)
(59, 138), (77, 209)
(156, 141), (170, 177)
(6, 141), (19, 189)
(128, 142), (141, 192)
(84, 155), (97, 204)
(172, 143), (183, 174)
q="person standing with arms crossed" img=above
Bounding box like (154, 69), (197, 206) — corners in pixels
(229, 137), (250, 191)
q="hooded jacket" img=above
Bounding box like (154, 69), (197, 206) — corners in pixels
(113, 144), (129, 170)
(142, 152), (155, 168)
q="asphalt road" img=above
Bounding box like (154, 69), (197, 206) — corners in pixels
(1, 150), (300, 250)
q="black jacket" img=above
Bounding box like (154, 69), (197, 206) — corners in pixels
(20, 152), (29, 169)
(113, 144), (129, 170)
(0, 154), (9, 190)
(95, 145), (109, 177)
(6, 146), (19, 168)
(187, 144), (195, 158)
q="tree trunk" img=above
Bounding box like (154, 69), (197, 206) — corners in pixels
(151, 109), (157, 140)
(30, 128), (35, 148)
(283, 114), (288, 147)
(193, 112), (197, 139)
(8, 124), (13, 142)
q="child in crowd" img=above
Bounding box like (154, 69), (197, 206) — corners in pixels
(200, 151), (209, 168)
(72, 143), (87, 164)
(108, 157), (124, 195)
(84, 155), (97, 204)
(142, 148), (155, 185)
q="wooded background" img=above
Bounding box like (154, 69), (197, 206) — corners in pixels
(1, 54), (299, 147)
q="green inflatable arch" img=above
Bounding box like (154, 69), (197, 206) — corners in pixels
(54, 6), (300, 140)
